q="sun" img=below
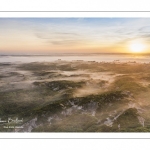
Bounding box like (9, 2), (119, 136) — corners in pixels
(129, 42), (146, 53)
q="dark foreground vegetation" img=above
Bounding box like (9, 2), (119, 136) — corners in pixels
(0, 61), (150, 132)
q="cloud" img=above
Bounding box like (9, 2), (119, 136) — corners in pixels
(35, 32), (79, 40)
(50, 40), (79, 45)
(1, 18), (150, 53)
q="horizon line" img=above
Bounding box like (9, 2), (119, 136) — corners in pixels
(1, 52), (150, 56)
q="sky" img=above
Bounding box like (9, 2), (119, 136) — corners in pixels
(0, 18), (150, 54)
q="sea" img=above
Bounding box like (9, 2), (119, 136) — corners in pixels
(0, 53), (150, 63)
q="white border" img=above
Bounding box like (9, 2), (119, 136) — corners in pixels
(0, 133), (150, 138)
(0, 12), (150, 18)
(0, 0), (150, 12)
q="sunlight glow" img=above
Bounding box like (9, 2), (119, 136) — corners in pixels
(129, 42), (146, 53)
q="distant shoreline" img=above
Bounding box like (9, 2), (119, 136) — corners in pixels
(1, 53), (150, 57)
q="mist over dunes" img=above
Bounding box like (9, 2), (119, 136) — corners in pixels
(0, 57), (150, 132)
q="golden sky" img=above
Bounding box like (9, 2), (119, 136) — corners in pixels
(0, 18), (150, 54)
